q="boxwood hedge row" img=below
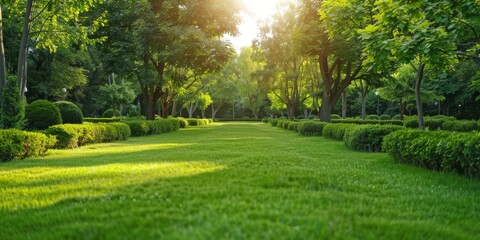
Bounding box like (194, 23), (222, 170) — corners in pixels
(383, 130), (480, 178)
(46, 122), (131, 149)
(344, 125), (405, 152)
(322, 124), (358, 140)
(0, 129), (56, 162)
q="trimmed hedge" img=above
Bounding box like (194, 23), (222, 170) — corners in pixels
(344, 124), (405, 152)
(442, 120), (480, 132)
(366, 115), (380, 120)
(287, 122), (300, 132)
(404, 119), (446, 130)
(298, 122), (329, 136)
(379, 114), (391, 120)
(123, 118), (181, 136)
(176, 117), (189, 128)
(46, 122), (131, 149)
(187, 118), (212, 126)
(332, 119), (403, 126)
(54, 101), (83, 124)
(322, 124), (357, 140)
(0, 129), (56, 162)
(383, 130), (480, 178)
(330, 114), (342, 120)
(84, 118), (122, 123)
(102, 109), (120, 118)
(25, 100), (62, 130)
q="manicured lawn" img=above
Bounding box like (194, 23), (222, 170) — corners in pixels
(1, 122), (479, 239)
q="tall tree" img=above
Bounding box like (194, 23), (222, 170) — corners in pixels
(6, 0), (105, 98)
(361, 0), (480, 128)
(295, 0), (375, 122)
(256, 3), (310, 120)
(127, 0), (243, 119)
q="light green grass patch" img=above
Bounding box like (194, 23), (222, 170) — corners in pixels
(0, 122), (479, 239)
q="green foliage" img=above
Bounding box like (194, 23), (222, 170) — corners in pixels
(20, 131), (57, 159)
(0, 129), (55, 162)
(365, 115), (380, 120)
(404, 119), (446, 130)
(298, 122), (329, 136)
(281, 121), (292, 129)
(287, 122), (300, 131)
(332, 119), (403, 126)
(186, 118), (211, 127)
(344, 124), (405, 152)
(102, 109), (121, 118)
(269, 119), (279, 127)
(54, 101), (83, 124)
(0, 129), (24, 162)
(176, 117), (189, 129)
(46, 122), (131, 149)
(84, 118), (122, 123)
(322, 124), (357, 140)
(262, 118), (269, 123)
(442, 120), (480, 132)
(379, 114), (391, 120)
(330, 114), (341, 120)
(96, 82), (136, 115)
(392, 114), (402, 120)
(1, 76), (25, 129)
(124, 119), (182, 137)
(383, 130), (480, 178)
(25, 100), (62, 130)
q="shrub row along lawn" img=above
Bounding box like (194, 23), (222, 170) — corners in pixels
(0, 118), (213, 162)
(270, 119), (480, 179)
(1, 122), (479, 239)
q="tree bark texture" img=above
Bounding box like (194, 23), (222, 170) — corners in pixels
(415, 63), (426, 129)
(17, 0), (34, 98)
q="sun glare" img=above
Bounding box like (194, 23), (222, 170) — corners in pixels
(224, 0), (288, 52)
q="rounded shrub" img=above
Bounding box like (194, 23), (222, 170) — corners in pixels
(366, 114), (380, 120)
(379, 114), (391, 120)
(102, 109), (121, 118)
(344, 124), (405, 152)
(54, 101), (83, 124)
(392, 114), (402, 120)
(330, 114), (342, 120)
(25, 100), (62, 130)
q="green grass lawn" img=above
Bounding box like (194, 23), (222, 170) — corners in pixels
(1, 122), (479, 239)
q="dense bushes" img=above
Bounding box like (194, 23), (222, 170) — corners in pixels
(322, 124), (357, 140)
(441, 120), (480, 132)
(331, 119), (403, 126)
(344, 125), (404, 152)
(123, 118), (182, 136)
(383, 130), (480, 178)
(0, 129), (56, 162)
(84, 118), (122, 123)
(54, 101), (83, 124)
(298, 122), (328, 136)
(187, 118), (212, 126)
(330, 114), (342, 120)
(366, 114), (380, 120)
(102, 109), (121, 118)
(176, 117), (189, 128)
(379, 114), (391, 120)
(25, 100), (62, 130)
(404, 119), (446, 130)
(46, 122), (131, 149)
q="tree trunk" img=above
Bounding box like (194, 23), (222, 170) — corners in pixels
(415, 63), (426, 129)
(17, 0), (34, 98)
(0, 6), (6, 103)
(399, 98), (404, 120)
(319, 90), (334, 122)
(361, 92), (366, 120)
(341, 90), (347, 118)
(201, 110), (205, 118)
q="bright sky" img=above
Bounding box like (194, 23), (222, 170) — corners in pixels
(224, 0), (286, 52)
